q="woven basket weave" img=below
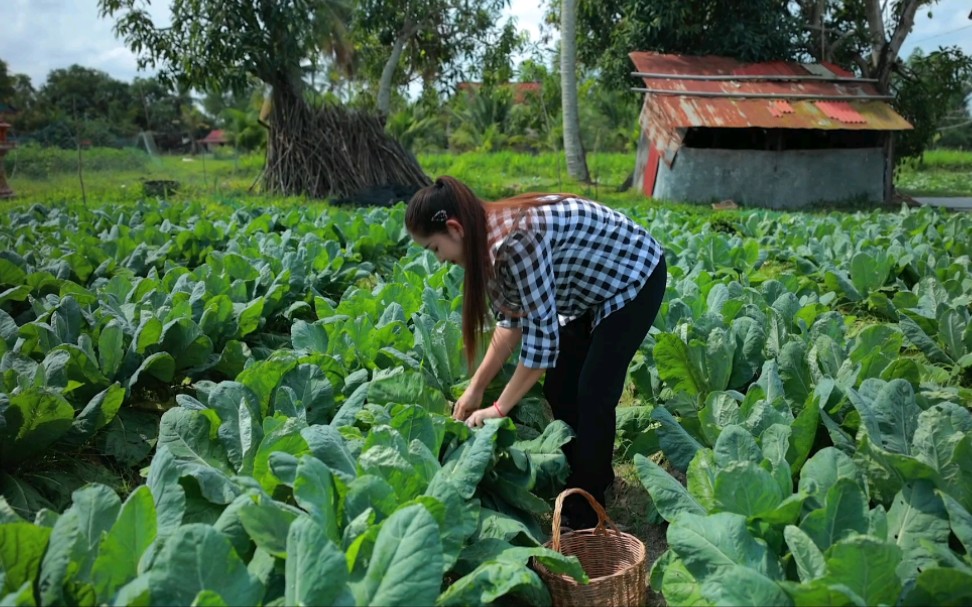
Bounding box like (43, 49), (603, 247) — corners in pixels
(533, 488), (648, 607)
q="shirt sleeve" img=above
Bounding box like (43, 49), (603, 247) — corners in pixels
(499, 229), (559, 369)
(494, 311), (523, 329)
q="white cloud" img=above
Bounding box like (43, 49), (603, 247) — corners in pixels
(507, 0), (549, 44)
(901, 1), (972, 56)
(1, 0), (167, 85)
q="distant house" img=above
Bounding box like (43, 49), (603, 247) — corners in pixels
(199, 129), (230, 152)
(629, 52), (913, 208)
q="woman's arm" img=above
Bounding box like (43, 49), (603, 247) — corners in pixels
(470, 326), (522, 392)
(452, 326), (522, 421)
(464, 360), (545, 428)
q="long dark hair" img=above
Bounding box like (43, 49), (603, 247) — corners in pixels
(406, 177), (492, 370)
(406, 177), (575, 370)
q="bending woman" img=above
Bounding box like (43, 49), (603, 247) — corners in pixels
(405, 176), (667, 529)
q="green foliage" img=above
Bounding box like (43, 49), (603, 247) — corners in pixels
(0, 59), (16, 104)
(611, 201), (972, 605)
(574, 0), (801, 91)
(638, 415), (972, 606)
(908, 148), (972, 170)
(385, 102), (445, 153)
(893, 47), (972, 163)
(98, 0), (353, 93)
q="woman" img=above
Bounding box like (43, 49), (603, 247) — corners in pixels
(405, 176), (666, 529)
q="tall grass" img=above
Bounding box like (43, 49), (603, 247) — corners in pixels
(7, 148), (264, 204)
(417, 151), (636, 201)
(903, 148), (972, 171)
(7, 145), (971, 205)
(4, 144), (151, 178)
(895, 149), (972, 195)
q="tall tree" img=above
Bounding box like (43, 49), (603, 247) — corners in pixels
(25, 65), (137, 146)
(99, 0), (429, 198)
(0, 60), (15, 104)
(560, 0), (590, 182)
(39, 65), (133, 128)
(130, 76), (194, 133)
(793, 0), (932, 89)
(353, 0), (511, 116)
(7, 74), (36, 124)
(792, 0), (972, 186)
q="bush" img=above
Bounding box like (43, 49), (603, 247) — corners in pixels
(3, 143), (151, 179)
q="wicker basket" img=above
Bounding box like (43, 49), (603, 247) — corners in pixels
(533, 488), (648, 607)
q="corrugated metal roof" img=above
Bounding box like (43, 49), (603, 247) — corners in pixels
(631, 53), (859, 85)
(630, 52), (913, 166)
(646, 96), (911, 130)
(631, 52), (911, 129)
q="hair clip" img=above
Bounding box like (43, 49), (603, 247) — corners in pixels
(431, 209), (448, 223)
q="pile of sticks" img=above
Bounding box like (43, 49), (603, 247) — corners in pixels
(263, 91), (431, 200)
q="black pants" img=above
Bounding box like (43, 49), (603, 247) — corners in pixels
(543, 255), (667, 528)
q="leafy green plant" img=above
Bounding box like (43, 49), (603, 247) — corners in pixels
(636, 394), (972, 606)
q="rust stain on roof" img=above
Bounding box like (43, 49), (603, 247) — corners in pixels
(815, 101), (868, 124)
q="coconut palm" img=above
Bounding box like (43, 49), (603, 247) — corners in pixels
(560, 0), (590, 182)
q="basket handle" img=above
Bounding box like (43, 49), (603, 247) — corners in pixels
(551, 487), (621, 553)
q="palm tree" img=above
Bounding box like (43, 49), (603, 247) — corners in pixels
(560, 0), (590, 183)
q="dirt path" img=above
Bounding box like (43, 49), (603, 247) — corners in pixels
(914, 197), (972, 211)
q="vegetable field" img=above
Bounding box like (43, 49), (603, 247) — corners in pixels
(1, 199), (971, 606)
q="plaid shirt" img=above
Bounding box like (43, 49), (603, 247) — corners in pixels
(487, 197), (664, 369)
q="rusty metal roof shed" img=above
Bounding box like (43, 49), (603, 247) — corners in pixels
(630, 52), (912, 166)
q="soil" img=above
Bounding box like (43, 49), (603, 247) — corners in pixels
(606, 469), (669, 607)
(604, 454), (689, 607)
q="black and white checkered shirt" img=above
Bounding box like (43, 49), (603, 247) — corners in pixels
(487, 197), (664, 369)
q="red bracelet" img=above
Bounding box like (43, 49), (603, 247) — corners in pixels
(493, 401), (505, 417)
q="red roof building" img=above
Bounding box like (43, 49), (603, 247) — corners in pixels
(199, 129), (229, 146)
(629, 53), (912, 208)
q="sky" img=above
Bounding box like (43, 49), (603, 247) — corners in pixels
(1, 0), (970, 88)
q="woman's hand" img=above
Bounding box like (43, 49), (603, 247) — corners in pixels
(452, 386), (484, 422)
(465, 403), (504, 428)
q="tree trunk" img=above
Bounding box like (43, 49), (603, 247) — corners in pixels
(560, 0), (590, 183)
(377, 22), (415, 117)
(883, 132), (895, 203)
(263, 79), (430, 200)
(876, 0), (921, 91)
(860, 0), (921, 192)
(864, 0), (888, 68)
